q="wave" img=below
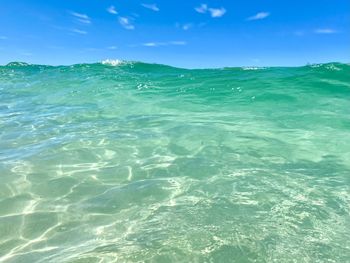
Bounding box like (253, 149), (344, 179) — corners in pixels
(101, 59), (125, 66)
(2, 60), (349, 73)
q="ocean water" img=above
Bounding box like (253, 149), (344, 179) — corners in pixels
(0, 61), (350, 262)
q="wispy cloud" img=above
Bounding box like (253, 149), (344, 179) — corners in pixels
(119, 17), (135, 30)
(176, 23), (193, 31)
(195, 4), (226, 18)
(247, 12), (270, 21)
(142, 41), (186, 47)
(195, 4), (208, 14)
(107, 6), (118, 15)
(70, 11), (91, 24)
(141, 3), (160, 12)
(143, 42), (159, 47)
(107, 46), (118, 50)
(314, 28), (337, 34)
(169, 41), (186, 45)
(71, 28), (87, 35)
(52, 25), (88, 36)
(0, 36), (8, 40)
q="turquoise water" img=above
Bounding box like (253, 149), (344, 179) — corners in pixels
(0, 61), (350, 262)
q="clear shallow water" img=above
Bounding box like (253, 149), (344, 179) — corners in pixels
(0, 61), (350, 262)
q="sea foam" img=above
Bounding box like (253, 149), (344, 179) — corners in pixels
(101, 59), (123, 66)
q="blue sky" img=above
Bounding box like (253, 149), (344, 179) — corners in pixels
(0, 0), (349, 68)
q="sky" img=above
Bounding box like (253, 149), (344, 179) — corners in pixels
(0, 0), (349, 68)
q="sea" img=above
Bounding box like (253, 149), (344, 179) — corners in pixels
(0, 60), (350, 262)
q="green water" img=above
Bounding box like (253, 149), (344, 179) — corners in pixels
(0, 61), (350, 262)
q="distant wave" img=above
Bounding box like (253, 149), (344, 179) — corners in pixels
(5, 62), (31, 67)
(242, 67), (266, 71)
(2, 61), (349, 73)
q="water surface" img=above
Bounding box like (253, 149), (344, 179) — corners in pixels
(0, 61), (350, 262)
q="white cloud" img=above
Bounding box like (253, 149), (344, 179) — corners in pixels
(70, 12), (89, 20)
(107, 46), (118, 50)
(195, 4), (208, 14)
(208, 8), (226, 18)
(143, 42), (159, 47)
(195, 4), (226, 18)
(315, 28), (337, 34)
(141, 3), (160, 12)
(142, 41), (187, 47)
(70, 11), (91, 24)
(247, 12), (270, 21)
(119, 17), (135, 30)
(107, 6), (118, 15)
(71, 28), (87, 35)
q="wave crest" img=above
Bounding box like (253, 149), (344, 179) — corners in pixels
(101, 59), (124, 66)
(6, 62), (31, 67)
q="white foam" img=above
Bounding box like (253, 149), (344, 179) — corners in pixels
(101, 59), (123, 66)
(242, 66), (265, 70)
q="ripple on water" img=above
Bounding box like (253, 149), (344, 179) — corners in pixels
(1, 63), (350, 262)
